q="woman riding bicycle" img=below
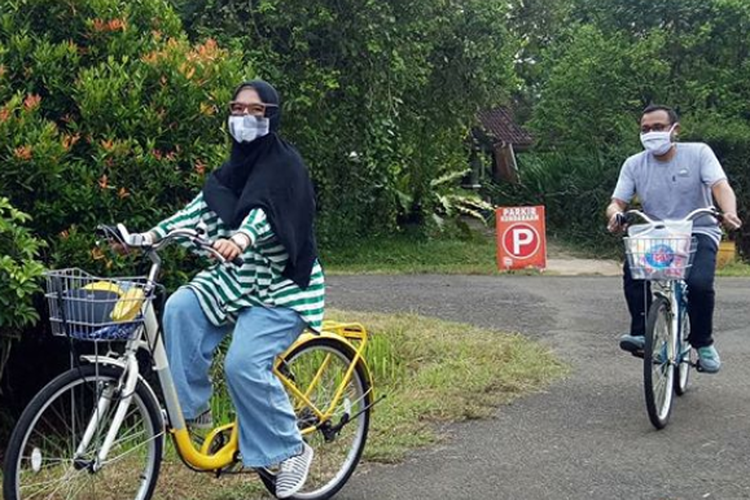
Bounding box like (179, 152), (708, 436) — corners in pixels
(121, 80), (323, 498)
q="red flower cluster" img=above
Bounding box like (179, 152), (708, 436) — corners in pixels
(92, 18), (127, 33)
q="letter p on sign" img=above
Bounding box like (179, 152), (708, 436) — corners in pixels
(496, 206), (547, 270)
(510, 227), (536, 256)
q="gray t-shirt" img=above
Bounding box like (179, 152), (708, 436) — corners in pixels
(612, 142), (727, 244)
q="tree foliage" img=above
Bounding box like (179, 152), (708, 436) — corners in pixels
(175, 0), (518, 240)
(0, 0), (249, 276)
(500, 0), (750, 256)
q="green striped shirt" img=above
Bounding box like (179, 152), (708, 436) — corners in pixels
(150, 193), (325, 330)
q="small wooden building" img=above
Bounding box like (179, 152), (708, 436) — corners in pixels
(470, 106), (533, 185)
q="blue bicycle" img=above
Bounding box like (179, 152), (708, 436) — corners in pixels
(621, 207), (721, 429)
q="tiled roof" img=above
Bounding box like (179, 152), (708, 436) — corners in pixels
(477, 106), (533, 146)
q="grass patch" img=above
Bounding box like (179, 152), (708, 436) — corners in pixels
(716, 259), (750, 277)
(176, 309), (564, 498)
(322, 233), (750, 277)
(337, 310), (566, 462)
(0, 309), (565, 499)
(320, 233), (499, 275)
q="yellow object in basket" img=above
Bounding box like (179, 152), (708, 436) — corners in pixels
(111, 287), (145, 321)
(82, 281), (145, 322)
(83, 281), (123, 295)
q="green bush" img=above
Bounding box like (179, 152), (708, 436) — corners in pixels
(0, 198), (45, 337)
(490, 142), (748, 260)
(0, 0), (249, 281)
(486, 152), (623, 256)
(0, 197), (45, 387)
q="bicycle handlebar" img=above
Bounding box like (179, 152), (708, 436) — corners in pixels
(616, 207), (723, 228)
(97, 225), (244, 267)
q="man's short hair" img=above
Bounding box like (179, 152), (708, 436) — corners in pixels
(642, 104), (679, 124)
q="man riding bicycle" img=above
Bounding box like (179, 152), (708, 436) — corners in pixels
(606, 104), (742, 373)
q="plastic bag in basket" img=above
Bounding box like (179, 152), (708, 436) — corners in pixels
(627, 220), (693, 280)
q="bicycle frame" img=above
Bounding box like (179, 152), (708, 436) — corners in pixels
(650, 279), (687, 365)
(75, 229), (373, 472)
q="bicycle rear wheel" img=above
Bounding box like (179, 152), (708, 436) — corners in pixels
(3, 364), (164, 500)
(643, 296), (676, 429)
(674, 307), (692, 396)
(261, 337), (371, 500)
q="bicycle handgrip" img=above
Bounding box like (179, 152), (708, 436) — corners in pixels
(96, 224), (126, 247)
(231, 256), (244, 267)
(616, 212), (634, 226)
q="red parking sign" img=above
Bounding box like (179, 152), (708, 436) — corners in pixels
(496, 206), (547, 270)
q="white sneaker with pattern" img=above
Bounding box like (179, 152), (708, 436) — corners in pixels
(275, 442), (314, 499)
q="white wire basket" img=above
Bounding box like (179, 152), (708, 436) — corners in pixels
(44, 268), (153, 341)
(624, 235), (697, 281)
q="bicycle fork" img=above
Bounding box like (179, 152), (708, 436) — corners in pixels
(74, 354), (139, 472)
(653, 287), (679, 366)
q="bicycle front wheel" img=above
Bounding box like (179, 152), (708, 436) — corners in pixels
(643, 296), (676, 429)
(3, 364), (164, 500)
(262, 337), (372, 500)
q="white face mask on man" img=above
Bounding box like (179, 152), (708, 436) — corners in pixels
(640, 124), (676, 156)
(228, 115), (270, 143)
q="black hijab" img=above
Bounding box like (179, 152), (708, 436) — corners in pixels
(202, 80), (318, 289)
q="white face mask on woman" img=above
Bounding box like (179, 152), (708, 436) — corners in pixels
(228, 115), (270, 143)
(640, 124), (676, 156)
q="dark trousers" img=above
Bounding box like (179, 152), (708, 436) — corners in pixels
(623, 233), (718, 348)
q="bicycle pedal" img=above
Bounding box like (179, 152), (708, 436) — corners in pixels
(630, 349), (645, 359)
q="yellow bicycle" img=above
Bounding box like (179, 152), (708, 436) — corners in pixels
(3, 226), (375, 500)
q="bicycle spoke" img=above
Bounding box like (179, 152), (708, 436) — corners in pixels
(102, 431), (165, 467)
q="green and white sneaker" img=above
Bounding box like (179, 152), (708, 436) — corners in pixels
(697, 345), (721, 373)
(619, 333), (645, 353)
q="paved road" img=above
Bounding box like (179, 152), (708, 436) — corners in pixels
(326, 275), (750, 500)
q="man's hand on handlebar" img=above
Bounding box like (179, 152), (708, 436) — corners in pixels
(722, 212), (742, 231)
(607, 212), (626, 233)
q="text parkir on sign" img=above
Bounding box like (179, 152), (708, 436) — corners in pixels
(495, 205), (547, 271)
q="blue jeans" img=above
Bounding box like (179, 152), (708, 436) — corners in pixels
(163, 288), (306, 467)
(623, 233), (718, 348)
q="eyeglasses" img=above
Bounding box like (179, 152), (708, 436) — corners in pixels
(228, 101), (278, 116)
(640, 123), (672, 133)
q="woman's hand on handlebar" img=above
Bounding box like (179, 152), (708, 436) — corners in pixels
(212, 238), (243, 262)
(109, 239), (129, 256)
(104, 225), (154, 255)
